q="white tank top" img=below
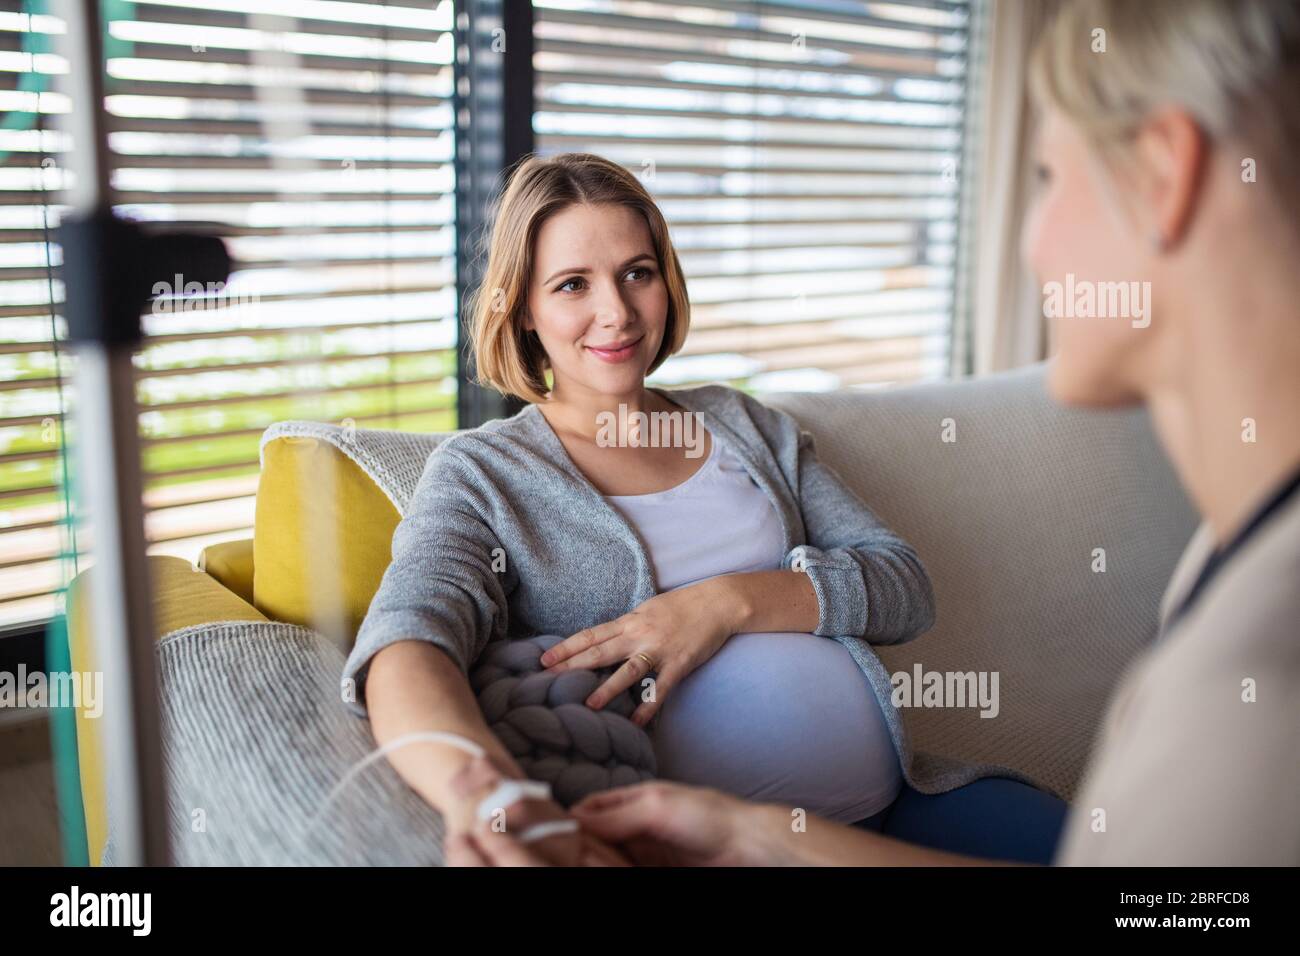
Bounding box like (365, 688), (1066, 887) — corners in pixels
(604, 434), (903, 823)
(606, 434), (785, 590)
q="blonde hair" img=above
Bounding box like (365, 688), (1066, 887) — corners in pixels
(1029, 0), (1300, 202)
(466, 152), (691, 404)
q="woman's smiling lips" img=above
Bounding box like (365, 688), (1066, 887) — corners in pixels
(585, 334), (644, 364)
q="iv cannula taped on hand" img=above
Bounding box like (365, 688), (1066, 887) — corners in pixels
(303, 730), (581, 849)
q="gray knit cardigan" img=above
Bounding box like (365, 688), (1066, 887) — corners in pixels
(341, 383), (1010, 792)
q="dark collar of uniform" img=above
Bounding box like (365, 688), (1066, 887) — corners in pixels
(1166, 463), (1300, 630)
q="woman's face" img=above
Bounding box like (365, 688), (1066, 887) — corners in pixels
(1022, 110), (1155, 407)
(525, 202), (669, 403)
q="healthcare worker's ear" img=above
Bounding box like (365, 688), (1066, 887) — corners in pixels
(1130, 108), (1209, 252)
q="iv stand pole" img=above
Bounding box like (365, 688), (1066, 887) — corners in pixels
(52, 0), (225, 866)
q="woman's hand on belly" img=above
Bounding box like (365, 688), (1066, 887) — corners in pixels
(539, 576), (749, 726)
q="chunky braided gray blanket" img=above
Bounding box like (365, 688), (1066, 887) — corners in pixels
(470, 634), (656, 805)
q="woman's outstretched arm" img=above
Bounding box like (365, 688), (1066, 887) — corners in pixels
(365, 639), (525, 831)
(342, 441), (516, 828)
(340, 444), (605, 859)
(574, 781), (1011, 867)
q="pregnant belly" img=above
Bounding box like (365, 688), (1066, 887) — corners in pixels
(650, 632), (902, 824)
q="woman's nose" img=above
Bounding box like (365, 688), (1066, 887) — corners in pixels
(592, 282), (632, 326)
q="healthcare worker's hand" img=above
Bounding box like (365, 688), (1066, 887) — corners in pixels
(446, 821), (630, 867)
(570, 780), (790, 867)
(443, 753), (628, 867)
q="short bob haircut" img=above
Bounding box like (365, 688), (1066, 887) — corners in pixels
(1029, 0), (1300, 206)
(466, 152), (691, 405)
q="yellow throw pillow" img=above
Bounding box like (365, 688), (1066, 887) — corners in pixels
(253, 436), (401, 646)
(198, 537), (255, 605)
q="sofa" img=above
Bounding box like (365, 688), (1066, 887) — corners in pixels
(66, 363), (1198, 864)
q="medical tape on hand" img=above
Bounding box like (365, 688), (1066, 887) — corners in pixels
(474, 777), (582, 843)
(517, 819), (581, 843)
(306, 729), (582, 851)
(475, 778), (553, 821)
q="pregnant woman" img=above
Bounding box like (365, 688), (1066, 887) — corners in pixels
(343, 152), (935, 864)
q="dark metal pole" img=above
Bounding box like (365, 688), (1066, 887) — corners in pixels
(52, 0), (225, 866)
(453, 0), (533, 427)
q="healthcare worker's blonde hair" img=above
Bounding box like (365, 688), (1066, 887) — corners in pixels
(1029, 0), (1300, 204)
(466, 153), (691, 405)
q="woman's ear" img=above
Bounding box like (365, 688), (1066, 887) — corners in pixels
(1133, 108), (1208, 250)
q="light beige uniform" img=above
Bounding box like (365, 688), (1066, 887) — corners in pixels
(1056, 491), (1300, 865)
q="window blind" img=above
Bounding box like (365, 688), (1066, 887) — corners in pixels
(2, 0), (974, 629)
(0, 0), (459, 627)
(533, 0), (970, 392)
(2, 0), (73, 627)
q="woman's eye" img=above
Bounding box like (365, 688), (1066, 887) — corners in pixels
(625, 267), (652, 282)
(556, 277), (586, 293)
